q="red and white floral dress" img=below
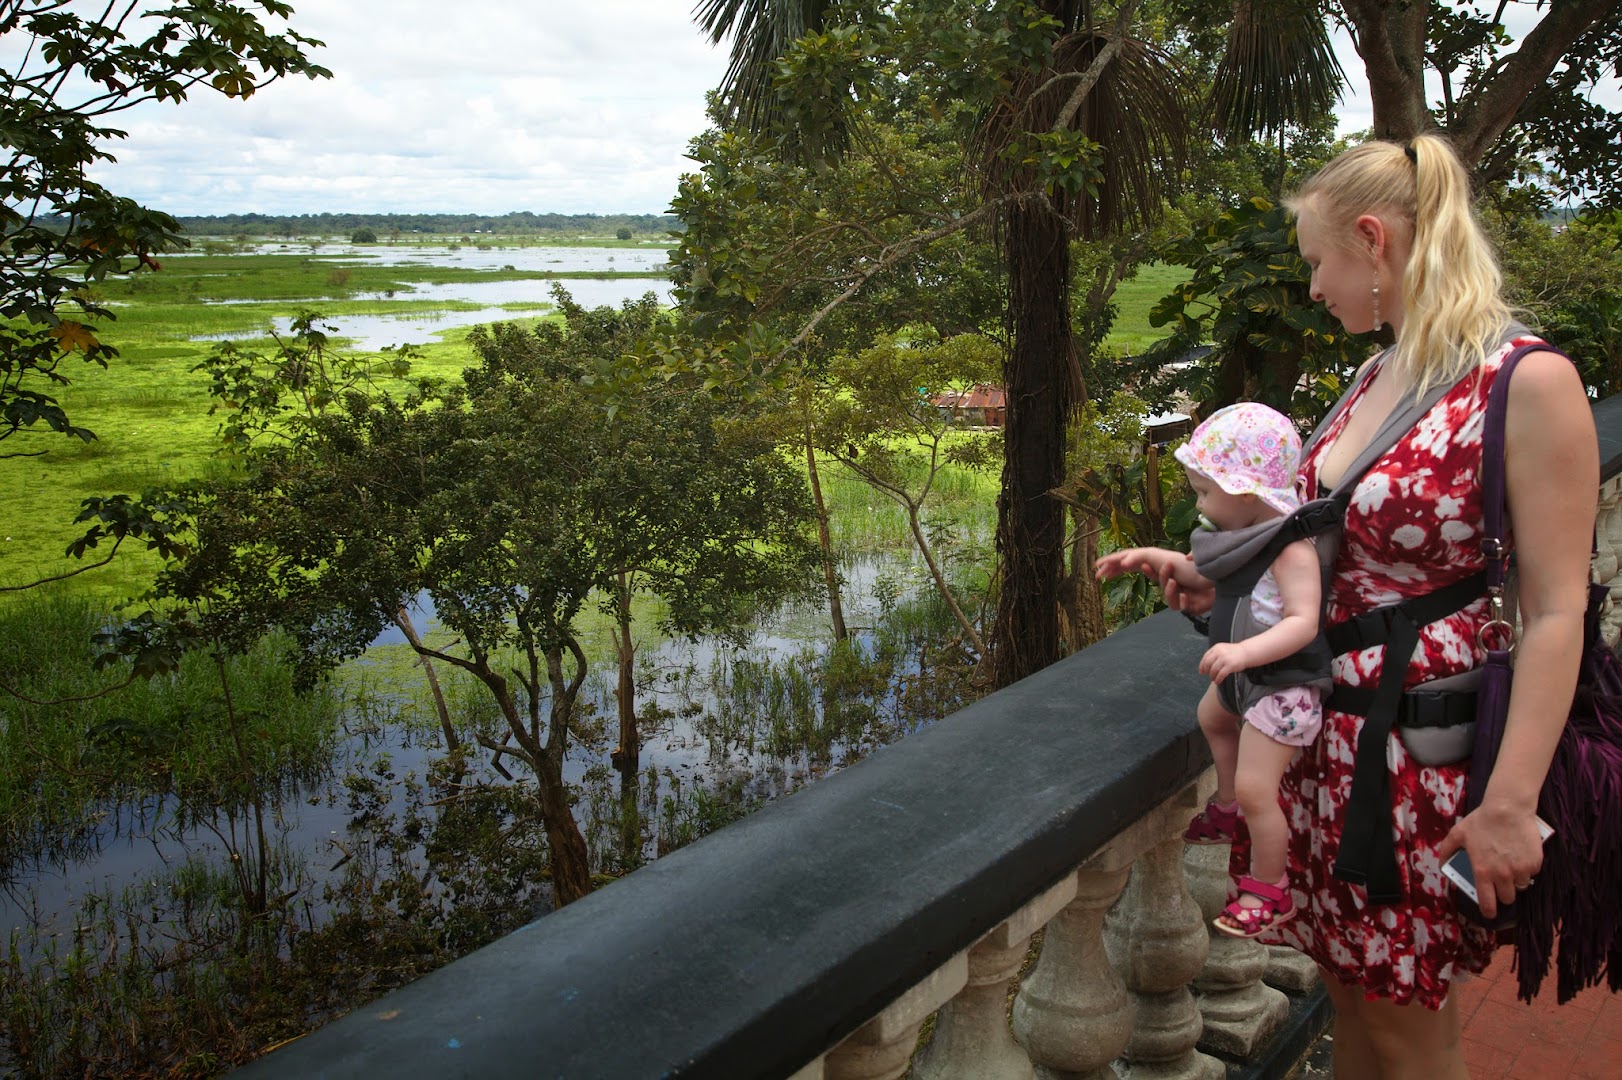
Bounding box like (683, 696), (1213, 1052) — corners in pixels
(1232, 336), (1543, 1008)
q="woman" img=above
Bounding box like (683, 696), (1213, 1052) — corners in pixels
(1164, 134), (1597, 1077)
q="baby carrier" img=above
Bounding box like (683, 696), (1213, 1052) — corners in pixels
(1186, 338), (1483, 731)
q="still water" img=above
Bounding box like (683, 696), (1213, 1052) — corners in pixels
(0, 552), (932, 935)
(186, 244), (675, 350)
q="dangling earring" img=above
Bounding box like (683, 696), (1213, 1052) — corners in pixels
(1371, 267), (1383, 332)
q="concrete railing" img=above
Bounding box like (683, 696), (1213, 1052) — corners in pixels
(237, 394), (1622, 1080)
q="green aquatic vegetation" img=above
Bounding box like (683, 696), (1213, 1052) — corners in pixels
(0, 763), (549, 1077)
(0, 594), (344, 861)
(102, 252), (666, 306)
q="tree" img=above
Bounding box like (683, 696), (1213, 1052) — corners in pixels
(350, 227), (379, 243)
(696, 0), (1191, 687)
(669, 109), (1007, 644)
(615, 227), (634, 240)
(813, 331), (1003, 654)
(1149, 0), (1622, 422)
(149, 297), (819, 905)
(1, 1), (330, 456)
(1202, 0), (1621, 196)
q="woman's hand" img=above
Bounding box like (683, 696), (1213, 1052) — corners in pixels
(1435, 799), (1548, 920)
(1161, 564), (1215, 617)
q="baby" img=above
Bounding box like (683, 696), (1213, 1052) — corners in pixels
(1096, 403), (1330, 936)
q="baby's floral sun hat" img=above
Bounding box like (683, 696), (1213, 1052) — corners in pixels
(1173, 402), (1302, 515)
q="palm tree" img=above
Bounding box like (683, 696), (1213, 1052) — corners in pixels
(696, 0), (1191, 686)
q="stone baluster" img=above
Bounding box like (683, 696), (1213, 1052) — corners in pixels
(1594, 474), (1622, 648)
(1105, 784), (1225, 1080)
(823, 952), (969, 1080)
(1184, 841), (1289, 1057)
(1015, 795), (1214, 1080)
(914, 875), (1079, 1080)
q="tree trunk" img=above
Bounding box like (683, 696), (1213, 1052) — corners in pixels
(1067, 506), (1109, 650)
(474, 652), (594, 907)
(392, 607), (459, 756)
(538, 738), (593, 906)
(804, 416), (849, 640)
(905, 500), (986, 655)
(988, 197), (1076, 687)
(1340, 0), (1616, 163)
(611, 572), (639, 777)
(1340, 0), (1432, 142)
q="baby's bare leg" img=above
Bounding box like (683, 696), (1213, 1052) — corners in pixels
(1234, 724), (1298, 885)
(1196, 684), (1241, 805)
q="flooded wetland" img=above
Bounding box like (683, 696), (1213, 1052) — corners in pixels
(0, 234), (999, 1075)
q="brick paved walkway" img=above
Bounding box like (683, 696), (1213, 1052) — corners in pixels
(1454, 945), (1622, 1079)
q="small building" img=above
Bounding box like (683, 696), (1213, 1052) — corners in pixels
(930, 383), (1006, 427)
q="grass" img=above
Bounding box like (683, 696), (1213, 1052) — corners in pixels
(3, 247), (1180, 601)
(3, 249), (670, 598)
(0, 592), (344, 864)
(189, 234), (676, 251)
(1106, 261), (1189, 355)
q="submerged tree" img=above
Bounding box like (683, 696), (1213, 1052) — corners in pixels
(813, 331), (1003, 654)
(669, 106), (1006, 645)
(696, 0), (1191, 685)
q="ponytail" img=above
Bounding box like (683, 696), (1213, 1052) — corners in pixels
(1288, 133), (1511, 396)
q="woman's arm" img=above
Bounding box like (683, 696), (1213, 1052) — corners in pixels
(1197, 538), (1321, 681)
(1436, 349), (1598, 919)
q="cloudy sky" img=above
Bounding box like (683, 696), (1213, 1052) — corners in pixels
(52, 2), (1618, 217)
(83, 1), (735, 216)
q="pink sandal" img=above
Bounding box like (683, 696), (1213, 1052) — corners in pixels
(1213, 875), (1296, 938)
(1184, 799), (1239, 845)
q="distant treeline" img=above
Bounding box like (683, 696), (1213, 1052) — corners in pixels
(171, 212), (684, 238)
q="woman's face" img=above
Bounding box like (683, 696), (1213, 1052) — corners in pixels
(1295, 203), (1380, 334)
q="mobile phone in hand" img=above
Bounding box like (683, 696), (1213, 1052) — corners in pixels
(1440, 818), (1554, 925)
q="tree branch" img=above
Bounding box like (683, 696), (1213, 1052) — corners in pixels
(0, 538), (122, 593)
(1450, 0), (1617, 166)
(784, 198), (1008, 354)
(1051, 0), (1137, 133)
(2, 671), (137, 705)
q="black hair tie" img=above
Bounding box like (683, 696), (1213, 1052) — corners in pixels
(1404, 143), (1418, 164)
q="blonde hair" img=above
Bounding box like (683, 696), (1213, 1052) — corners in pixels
(1286, 133), (1512, 396)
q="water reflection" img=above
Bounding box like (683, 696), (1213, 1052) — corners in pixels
(194, 281), (672, 351)
(186, 243), (674, 349)
(0, 552), (947, 939)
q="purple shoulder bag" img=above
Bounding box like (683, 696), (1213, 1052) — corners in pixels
(1469, 343), (1622, 1003)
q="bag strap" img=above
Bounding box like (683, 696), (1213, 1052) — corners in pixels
(1328, 326), (1532, 902)
(1480, 341), (1594, 609)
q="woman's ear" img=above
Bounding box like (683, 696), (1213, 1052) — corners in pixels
(1353, 214), (1386, 261)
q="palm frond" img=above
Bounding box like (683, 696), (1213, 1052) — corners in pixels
(979, 25), (1192, 240)
(693, 0), (827, 136)
(1209, 0), (1344, 139)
